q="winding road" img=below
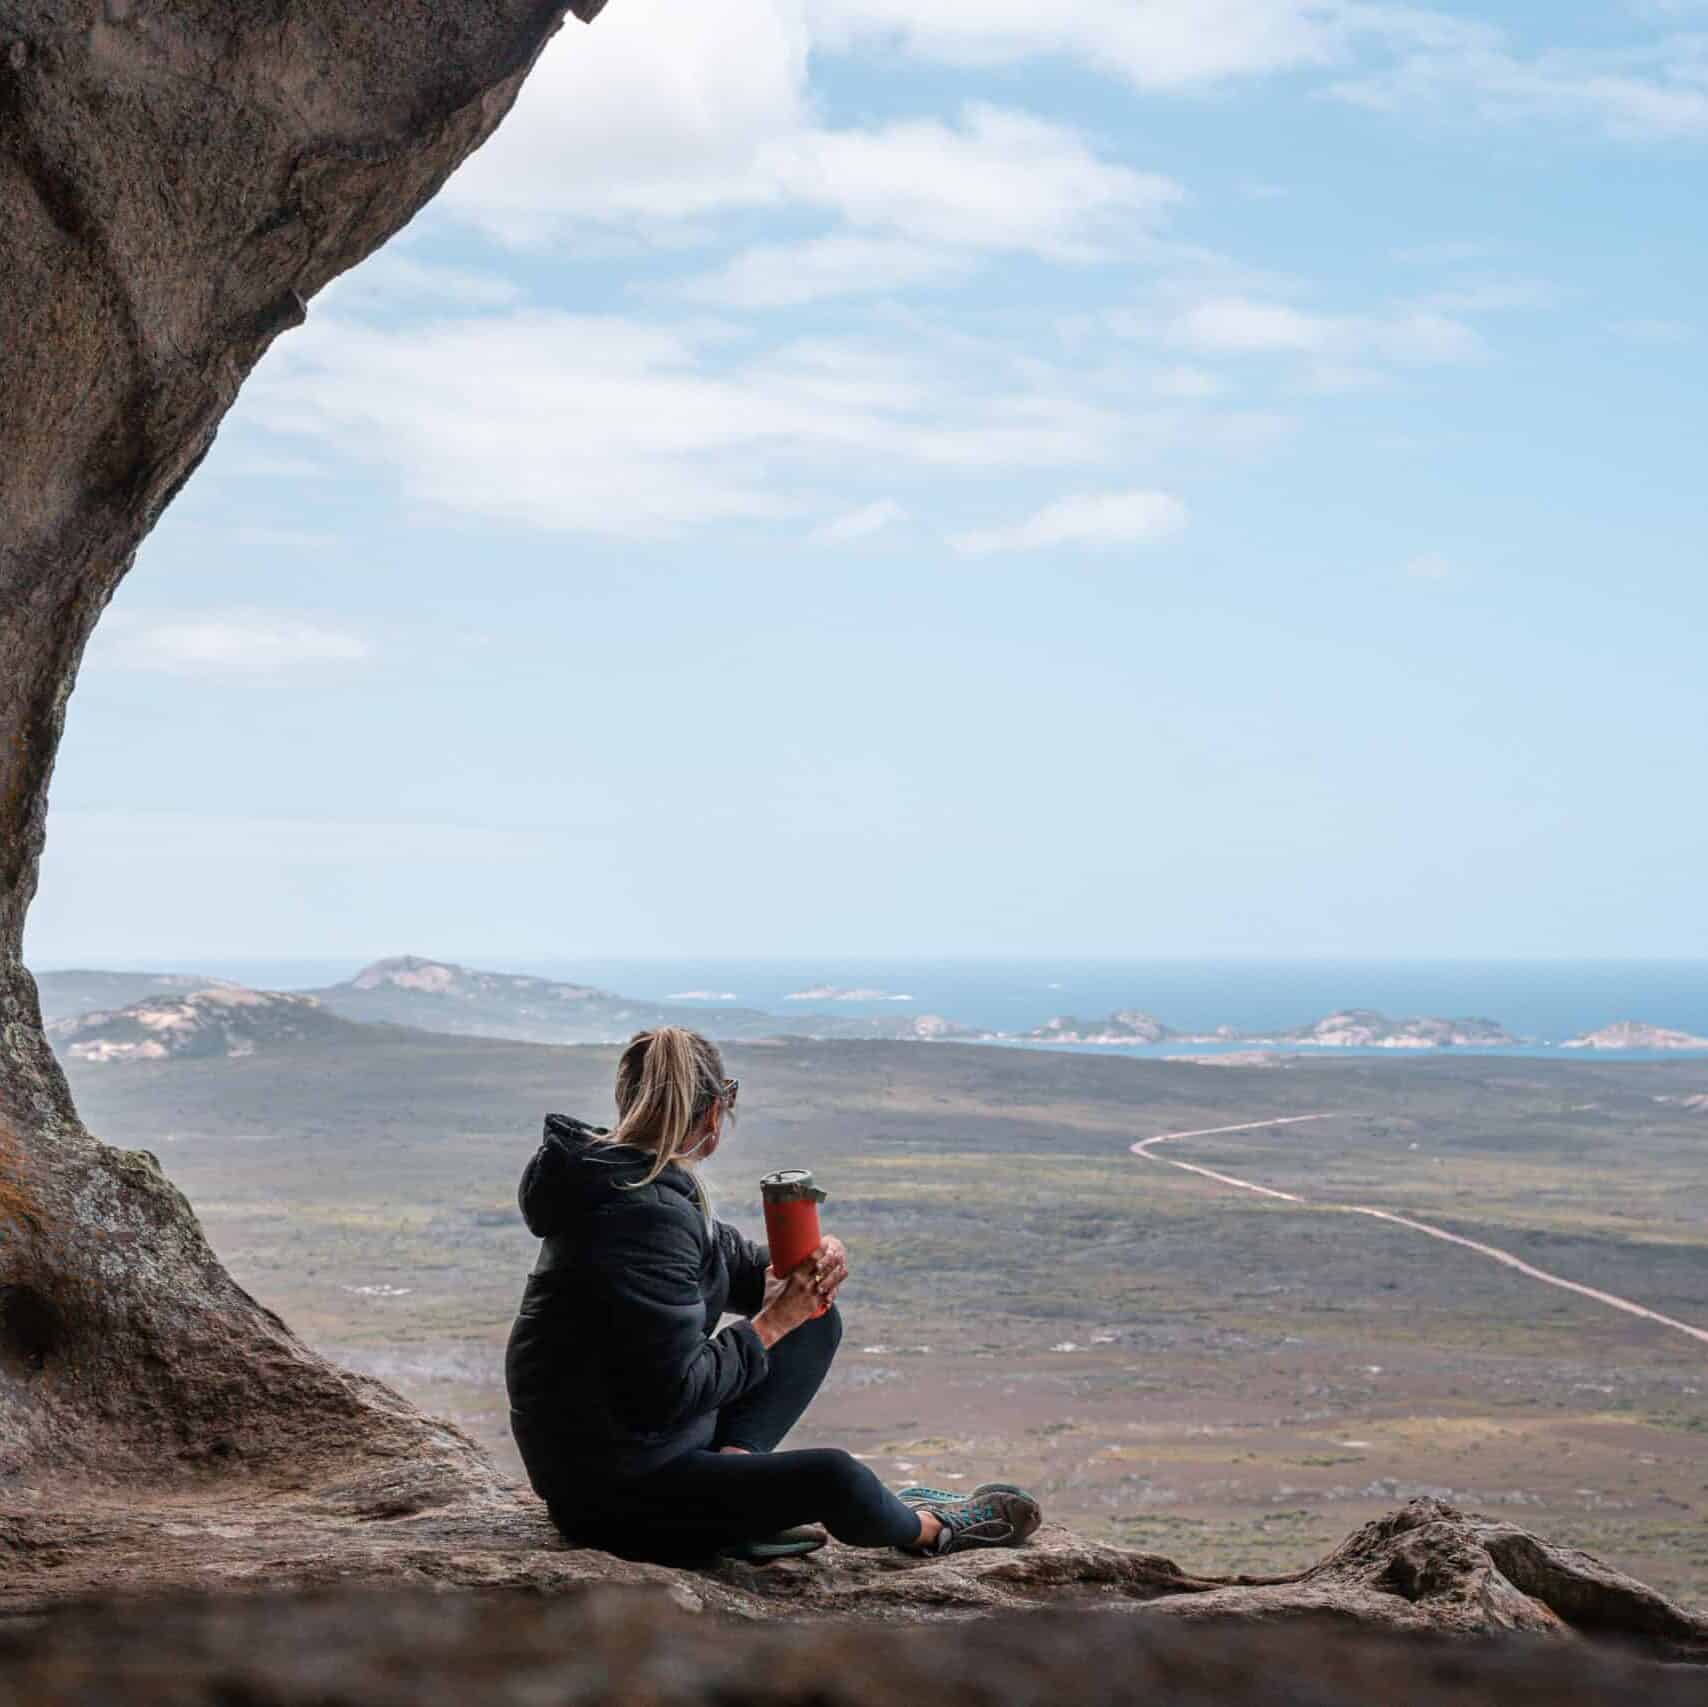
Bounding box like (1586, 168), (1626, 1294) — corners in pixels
(1132, 1115), (1708, 1351)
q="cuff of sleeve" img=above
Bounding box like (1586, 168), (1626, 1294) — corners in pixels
(725, 1317), (771, 1385)
(730, 1247), (772, 1318)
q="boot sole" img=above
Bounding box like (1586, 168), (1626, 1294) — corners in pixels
(721, 1535), (827, 1562)
(896, 1481), (1028, 1506)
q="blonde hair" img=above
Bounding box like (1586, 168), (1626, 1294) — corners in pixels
(601, 1027), (731, 1206)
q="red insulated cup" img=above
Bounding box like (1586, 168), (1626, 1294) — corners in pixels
(760, 1168), (829, 1318)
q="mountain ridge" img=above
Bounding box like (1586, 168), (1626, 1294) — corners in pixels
(312, 956), (977, 1046)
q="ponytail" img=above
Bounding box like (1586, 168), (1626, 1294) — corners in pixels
(601, 1026), (729, 1211)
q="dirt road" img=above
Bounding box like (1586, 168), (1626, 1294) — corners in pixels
(1132, 1116), (1708, 1350)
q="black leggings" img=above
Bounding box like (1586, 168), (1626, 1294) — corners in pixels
(551, 1306), (923, 1562)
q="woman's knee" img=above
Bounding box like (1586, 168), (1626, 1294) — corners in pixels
(798, 1301), (843, 1361)
(802, 1445), (866, 1502)
(818, 1301), (844, 1352)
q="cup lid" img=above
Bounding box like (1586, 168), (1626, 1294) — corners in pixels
(760, 1168), (827, 1203)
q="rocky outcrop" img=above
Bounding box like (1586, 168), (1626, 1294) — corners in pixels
(1, 1493), (1704, 1664)
(1026, 1011), (1175, 1044)
(1020, 1010), (1519, 1049)
(47, 986), (362, 1061)
(33, 971), (242, 1025)
(0, 0), (603, 1487)
(5, 1592), (1707, 1707)
(1564, 1021), (1708, 1051)
(1265, 1010), (1517, 1049)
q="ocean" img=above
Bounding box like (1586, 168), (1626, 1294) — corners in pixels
(63, 956), (1708, 1059)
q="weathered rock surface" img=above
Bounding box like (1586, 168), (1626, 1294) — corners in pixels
(3, 1491), (1704, 1665)
(2, 1559), (1706, 1706)
(0, 0), (598, 1487)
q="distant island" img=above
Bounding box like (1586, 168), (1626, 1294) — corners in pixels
(1561, 1020), (1708, 1052)
(1022, 1007), (1519, 1050)
(1024, 1011), (1172, 1045)
(1260, 1009), (1517, 1049)
(785, 985), (914, 1002)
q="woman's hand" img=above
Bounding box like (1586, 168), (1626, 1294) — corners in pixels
(751, 1241), (848, 1348)
(810, 1235), (848, 1303)
(751, 1263), (823, 1349)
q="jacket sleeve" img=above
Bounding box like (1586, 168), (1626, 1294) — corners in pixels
(599, 1205), (770, 1431)
(715, 1218), (772, 1319)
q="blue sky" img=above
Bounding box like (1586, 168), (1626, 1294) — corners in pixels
(29, 0), (1708, 964)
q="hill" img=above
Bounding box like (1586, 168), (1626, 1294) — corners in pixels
(34, 968), (245, 1024)
(308, 956), (978, 1046)
(47, 986), (371, 1062)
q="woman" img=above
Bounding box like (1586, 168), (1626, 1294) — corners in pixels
(505, 1025), (1042, 1563)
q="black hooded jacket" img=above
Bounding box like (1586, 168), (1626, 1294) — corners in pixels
(504, 1114), (772, 1500)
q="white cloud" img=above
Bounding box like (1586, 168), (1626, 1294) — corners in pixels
(951, 490), (1188, 556)
(810, 499), (909, 544)
(442, 0), (809, 240)
(1178, 298), (1329, 353)
(93, 612), (371, 676)
(763, 105), (1178, 257)
(813, 0), (1708, 142)
(808, 0), (1352, 89)
(1333, 33), (1708, 139)
(444, 0), (1171, 263)
(1173, 295), (1482, 363)
(1404, 552), (1454, 579)
(678, 236), (971, 307)
(249, 310), (1127, 537)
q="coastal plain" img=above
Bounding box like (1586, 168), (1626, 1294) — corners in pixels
(61, 1035), (1708, 1607)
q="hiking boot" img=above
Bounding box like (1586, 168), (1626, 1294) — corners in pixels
(909, 1488), (1041, 1555)
(896, 1481), (1026, 1507)
(720, 1525), (827, 1562)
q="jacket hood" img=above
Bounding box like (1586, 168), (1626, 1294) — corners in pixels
(517, 1113), (695, 1236)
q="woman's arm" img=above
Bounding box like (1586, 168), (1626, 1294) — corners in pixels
(714, 1218), (771, 1318)
(597, 1207), (769, 1431)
